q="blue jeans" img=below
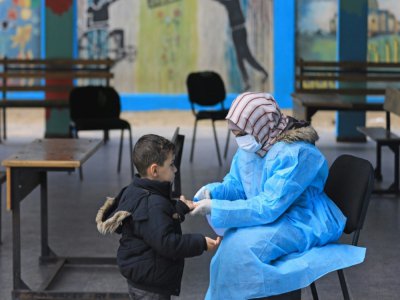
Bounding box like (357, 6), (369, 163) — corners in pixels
(128, 283), (171, 300)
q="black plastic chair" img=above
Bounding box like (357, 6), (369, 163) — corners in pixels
(310, 154), (374, 300)
(186, 71), (230, 166)
(171, 127), (185, 198)
(69, 86), (133, 179)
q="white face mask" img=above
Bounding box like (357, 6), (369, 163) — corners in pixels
(235, 134), (262, 153)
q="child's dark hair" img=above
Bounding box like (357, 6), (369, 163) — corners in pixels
(133, 134), (175, 177)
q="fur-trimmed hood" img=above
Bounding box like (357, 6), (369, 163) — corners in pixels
(96, 196), (131, 235)
(277, 126), (319, 144)
(96, 176), (174, 236)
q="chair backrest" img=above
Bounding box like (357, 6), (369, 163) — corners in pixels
(69, 86), (121, 120)
(324, 154), (374, 244)
(186, 71), (226, 108)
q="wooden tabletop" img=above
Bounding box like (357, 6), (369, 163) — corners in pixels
(2, 138), (103, 168)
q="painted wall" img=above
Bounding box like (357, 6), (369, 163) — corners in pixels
(297, 0), (400, 64)
(368, 0), (400, 63)
(76, 0), (273, 95)
(0, 0), (41, 59)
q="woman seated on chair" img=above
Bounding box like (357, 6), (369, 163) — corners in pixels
(191, 92), (366, 300)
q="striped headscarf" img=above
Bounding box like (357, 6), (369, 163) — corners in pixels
(226, 92), (289, 157)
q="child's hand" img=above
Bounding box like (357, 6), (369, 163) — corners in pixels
(205, 236), (221, 251)
(179, 195), (196, 210)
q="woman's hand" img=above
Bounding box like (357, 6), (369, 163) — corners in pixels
(193, 186), (211, 202)
(190, 199), (212, 216)
(179, 195), (196, 210)
(205, 236), (221, 251)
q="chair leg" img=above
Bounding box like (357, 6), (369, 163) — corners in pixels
(310, 282), (319, 300)
(79, 167), (83, 181)
(70, 125), (78, 139)
(223, 128), (231, 159)
(103, 130), (109, 144)
(3, 106), (6, 140)
(117, 129), (124, 173)
(392, 145), (399, 193)
(375, 143), (382, 181)
(190, 119), (198, 163)
(0, 184), (2, 244)
(129, 128), (134, 178)
(128, 128), (135, 178)
(68, 124), (74, 138)
(337, 269), (350, 300)
(211, 120), (222, 166)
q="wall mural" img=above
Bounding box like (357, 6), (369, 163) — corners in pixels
(296, 0), (400, 93)
(296, 0), (337, 62)
(297, 0), (400, 63)
(367, 0), (400, 63)
(78, 0), (136, 63)
(216, 0), (269, 91)
(77, 0), (273, 94)
(0, 0), (41, 59)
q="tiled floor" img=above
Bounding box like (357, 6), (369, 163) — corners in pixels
(0, 111), (399, 300)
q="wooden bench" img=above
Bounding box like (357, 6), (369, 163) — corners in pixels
(291, 60), (400, 122)
(357, 88), (400, 195)
(0, 58), (114, 140)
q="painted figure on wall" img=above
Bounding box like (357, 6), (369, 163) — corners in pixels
(79, 0), (135, 63)
(215, 0), (269, 91)
(86, 0), (117, 58)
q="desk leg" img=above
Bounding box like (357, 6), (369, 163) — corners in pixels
(387, 145), (400, 194)
(375, 143), (383, 181)
(395, 146), (399, 193)
(12, 182), (29, 290)
(40, 172), (56, 261)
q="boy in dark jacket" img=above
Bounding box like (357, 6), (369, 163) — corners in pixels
(96, 134), (220, 300)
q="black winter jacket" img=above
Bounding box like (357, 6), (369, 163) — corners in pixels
(96, 175), (207, 296)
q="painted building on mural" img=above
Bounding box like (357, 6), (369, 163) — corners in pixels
(297, 0), (400, 63)
(329, 0), (400, 36)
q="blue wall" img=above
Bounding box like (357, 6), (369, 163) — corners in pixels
(120, 93), (239, 111)
(273, 0), (295, 109)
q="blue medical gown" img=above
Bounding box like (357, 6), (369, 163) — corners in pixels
(203, 141), (366, 299)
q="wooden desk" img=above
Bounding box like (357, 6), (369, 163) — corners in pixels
(291, 93), (384, 122)
(2, 139), (128, 299)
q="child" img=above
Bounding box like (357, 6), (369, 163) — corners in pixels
(96, 134), (220, 300)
